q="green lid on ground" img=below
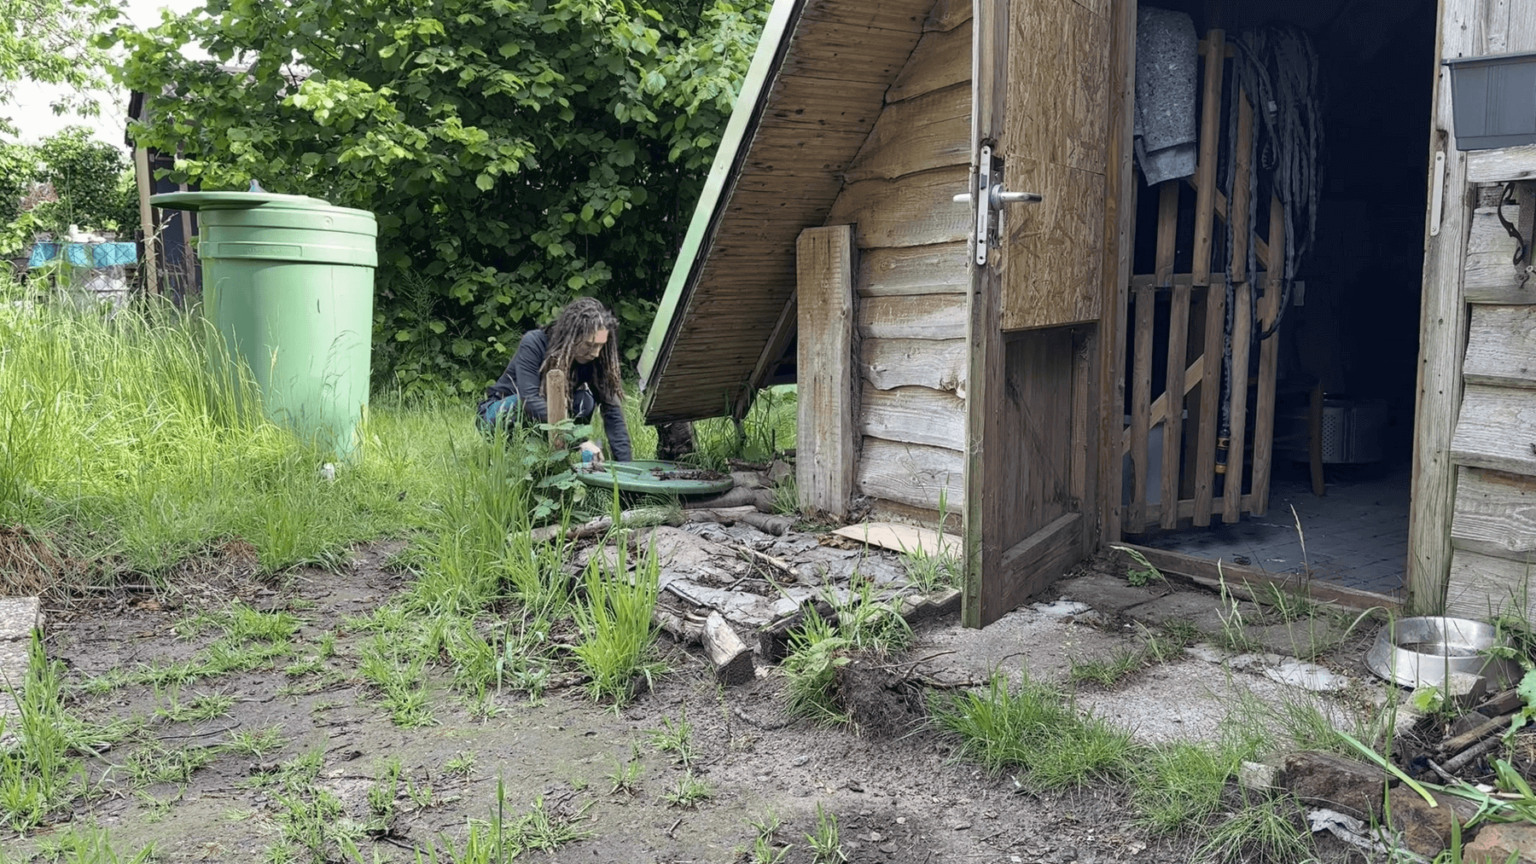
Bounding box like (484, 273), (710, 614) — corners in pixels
(575, 460), (735, 497)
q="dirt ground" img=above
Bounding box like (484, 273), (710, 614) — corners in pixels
(14, 542), (1380, 864)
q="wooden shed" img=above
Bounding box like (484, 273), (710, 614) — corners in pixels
(639, 0), (1536, 627)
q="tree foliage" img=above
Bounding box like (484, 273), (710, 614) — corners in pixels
(0, 127), (138, 256)
(117, 0), (769, 394)
(0, 0), (122, 134)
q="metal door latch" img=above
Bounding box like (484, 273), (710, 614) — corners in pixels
(953, 144), (1042, 266)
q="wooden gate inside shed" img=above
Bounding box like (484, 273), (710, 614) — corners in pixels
(1119, 30), (1288, 536)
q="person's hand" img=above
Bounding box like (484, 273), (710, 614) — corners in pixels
(579, 441), (605, 468)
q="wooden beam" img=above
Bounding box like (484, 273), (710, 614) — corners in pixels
(1098, 0), (1137, 547)
(1250, 194), (1286, 516)
(962, 0), (1008, 629)
(1158, 183), (1187, 530)
(1117, 544), (1402, 613)
(795, 225), (857, 519)
(739, 292), (799, 420)
(544, 369), (568, 448)
(1467, 144), (1536, 184)
(1450, 466), (1536, 564)
(1174, 494), (1258, 520)
(1190, 31), (1224, 288)
(1221, 91), (1255, 525)
(1189, 180), (1272, 263)
(1463, 306), (1536, 389)
(1408, 0), (1478, 615)
(1121, 356), (1203, 457)
(1127, 282), (1154, 534)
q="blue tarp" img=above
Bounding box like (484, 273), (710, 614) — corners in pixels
(28, 242), (138, 269)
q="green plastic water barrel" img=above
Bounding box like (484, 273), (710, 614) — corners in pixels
(150, 189), (378, 456)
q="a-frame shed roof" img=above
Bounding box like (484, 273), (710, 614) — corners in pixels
(637, 0), (950, 422)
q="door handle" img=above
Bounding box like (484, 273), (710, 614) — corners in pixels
(952, 188), (1043, 207)
(955, 143), (1045, 265)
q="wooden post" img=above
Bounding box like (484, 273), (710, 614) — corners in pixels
(795, 224), (856, 519)
(1156, 183), (1185, 529)
(544, 369), (568, 448)
(1221, 91), (1255, 524)
(1408, 0), (1478, 614)
(132, 145), (158, 297)
(1190, 30), (1226, 528)
(962, 0), (1009, 629)
(1127, 283), (1154, 533)
(1250, 193), (1286, 515)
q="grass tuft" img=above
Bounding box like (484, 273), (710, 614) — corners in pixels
(572, 538), (663, 705)
(929, 672), (1132, 790)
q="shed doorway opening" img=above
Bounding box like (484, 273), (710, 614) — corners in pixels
(1116, 0), (1436, 602)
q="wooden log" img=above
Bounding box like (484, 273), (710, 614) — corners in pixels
(1477, 688), (1525, 716)
(684, 487), (777, 513)
(544, 369), (568, 447)
(655, 608), (706, 644)
(704, 611), (754, 686)
(684, 507), (796, 537)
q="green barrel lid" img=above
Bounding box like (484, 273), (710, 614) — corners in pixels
(575, 460), (735, 497)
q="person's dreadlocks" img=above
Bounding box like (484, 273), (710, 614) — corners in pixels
(539, 297), (624, 405)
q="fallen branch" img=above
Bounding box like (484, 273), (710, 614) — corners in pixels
(1443, 735), (1504, 773)
(529, 507), (682, 544)
(738, 545), (796, 578)
(1436, 711), (1516, 757)
(684, 507), (794, 536)
(683, 487), (776, 513)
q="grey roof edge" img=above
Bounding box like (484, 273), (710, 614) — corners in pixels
(636, 0), (809, 416)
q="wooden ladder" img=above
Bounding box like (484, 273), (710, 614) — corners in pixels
(1121, 29), (1287, 534)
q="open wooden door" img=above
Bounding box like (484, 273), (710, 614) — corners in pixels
(962, 0), (1134, 627)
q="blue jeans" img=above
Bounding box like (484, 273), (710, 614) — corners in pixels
(477, 390), (596, 435)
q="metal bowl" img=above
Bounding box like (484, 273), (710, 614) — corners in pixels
(1365, 616), (1522, 689)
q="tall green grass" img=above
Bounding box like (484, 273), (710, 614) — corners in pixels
(0, 289), (478, 588)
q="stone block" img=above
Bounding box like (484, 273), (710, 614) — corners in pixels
(1051, 574), (1162, 614)
(1445, 672), (1489, 708)
(1387, 787), (1456, 859)
(1238, 761), (1278, 793)
(0, 598), (42, 641)
(1463, 821), (1536, 863)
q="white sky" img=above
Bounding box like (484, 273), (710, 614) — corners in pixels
(8, 0), (206, 151)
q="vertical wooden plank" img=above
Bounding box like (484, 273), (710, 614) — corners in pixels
(1250, 194), (1286, 516)
(1190, 30), (1225, 289)
(1092, 0), (1134, 551)
(1409, 0), (1478, 614)
(739, 294), (798, 420)
(963, 0), (1009, 628)
(1221, 92), (1255, 524)
(1127, 284), (1154, 533)
(1193, 284), (1227, 526)
(1072, 327), (1095, 557)
(1157, 183), (1187, 528)
(796, 225), (857, 519)
(133, 146), (158, 296)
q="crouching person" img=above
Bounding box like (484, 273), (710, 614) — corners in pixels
(477, 297), (632, 467)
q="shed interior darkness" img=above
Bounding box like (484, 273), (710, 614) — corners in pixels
(1129, 0), (1437, 598)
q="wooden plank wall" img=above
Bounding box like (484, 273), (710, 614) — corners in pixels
(1437, 0), (1536, 621)
(825, 2), (974, 520)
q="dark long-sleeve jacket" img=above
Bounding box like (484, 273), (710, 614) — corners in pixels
(484, 329), (632, 462)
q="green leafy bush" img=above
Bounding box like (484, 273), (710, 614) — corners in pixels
(115, 0), (772, 395)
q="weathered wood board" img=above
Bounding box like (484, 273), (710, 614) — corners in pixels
(825, 165), (971, 249)
(1445, 548), (1536, 623)
(844, 83), (969, 183)
(1464, 207), (1536, 304)
(886, 24), (970, 104)
(1451, 384), (1536, 476)
(1463, 305), (1536, 389)
(1467, 145), (1536, 183)
(1451, 467), (1536, 563)
(796, 225), (857, 518)
(833, 521), (962, 558)
(857, 243), (969, 297)
(860, 337), (967, 393)
(857, 293), (967, 341)
(923, 0), (972, 33)
(860, 386), (966, 450)
(857, 437), (965, 512)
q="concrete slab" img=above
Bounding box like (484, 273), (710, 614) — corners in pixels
(1052, 574), (1166, 615)
(1247, 618), (1351, 659)
(911, 607), (1129, 685)
(1073, 660), (1304, 745)
(1123, 592), (1250, 634)
(0, 597), (41, 641)
(0, 638), (29, 720)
